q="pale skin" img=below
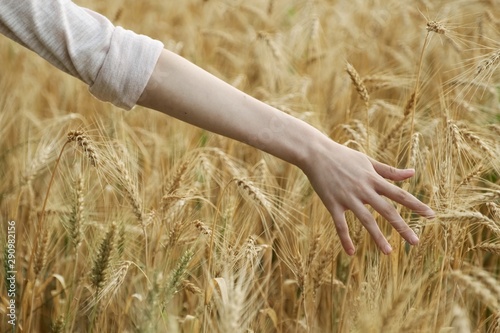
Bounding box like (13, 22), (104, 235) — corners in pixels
(138, 49), (436, 255)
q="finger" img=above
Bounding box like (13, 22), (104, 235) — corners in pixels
(350, 201), (393, 254)
(377, 181), (435, 218)
(331, 209), (356, 256)
(369, 158), (415, 181)
(368, 195), (419, 245)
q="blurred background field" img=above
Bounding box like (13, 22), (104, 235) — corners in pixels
(0, 0), (499, 332)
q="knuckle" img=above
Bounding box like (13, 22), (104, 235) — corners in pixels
(333, 221), (349, 236)
(391, 220), (410, 234)
(395, 188), (409, 202)
(356, 210), (374, 226)
(334, 223), (348, 235)
(378, 203), (396, 219)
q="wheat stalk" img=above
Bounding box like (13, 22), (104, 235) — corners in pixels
(455, 163), (484, 190)
(341, 124), (366, 147)
(346, 62), (370, 106)
(22, 143), (55, 185)
(450, 304), (471, 333)
(379, 285), (414, 332)
(312, 246), (339, 294)
(114, 157), (145, 225)
(164, 249), (194, 306)
(194, 219), (212, 237)
(116, 224), (126, 258)
(487, 202), (500, 222)
(379, 93), (415, 152)
(236, 178), (271, 209)
(167, 162), (189, 194)
(450, 270), (499, 310)
(67, 130), (99, 167)
(90, 222), (117, 293)
(409, 132), (421, 169)
(33, 223), (49, 277)
(306, 233), (320, 268)
(462, 130), (495, 158)
(439, 211), (500, 236)
(447, 120), (462, 152)
(476, 49), (500, 77)
(183, 279), (202, 295)
(426, 21), (447, 35)
(488, 124), (500, 136)
(257, 31), (282, 61)
(68, 175), (85, 248)
(50, 315), (65, 333)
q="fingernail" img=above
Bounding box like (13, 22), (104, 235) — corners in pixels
(383, 244), (393, 255)
(346, 248), (355, 256)
(427, 209), (436, 219)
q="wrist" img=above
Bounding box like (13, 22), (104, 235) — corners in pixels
(292, 126), (336, 171)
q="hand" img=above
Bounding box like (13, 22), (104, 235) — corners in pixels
(301, 137), (435, 255)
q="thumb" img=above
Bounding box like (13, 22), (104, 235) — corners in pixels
(369, 158), (415, 181)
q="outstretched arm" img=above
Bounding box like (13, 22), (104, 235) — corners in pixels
(138, 50), (436, 255)
(0, 1), (435, 255)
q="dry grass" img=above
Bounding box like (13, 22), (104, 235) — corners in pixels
(0, 0), (499, 332)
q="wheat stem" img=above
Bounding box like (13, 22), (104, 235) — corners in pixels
(408, 30), (431, 167)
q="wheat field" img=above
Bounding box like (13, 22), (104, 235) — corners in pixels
(1, 0), (499, 332)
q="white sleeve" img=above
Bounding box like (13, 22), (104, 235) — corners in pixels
(0, 0), (164, 110)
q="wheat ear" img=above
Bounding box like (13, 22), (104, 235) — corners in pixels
(346, 62), (370, 106)
(67, 130), (99, 167)
(91, 222), (117, 293)
(476, 49), (500, 77)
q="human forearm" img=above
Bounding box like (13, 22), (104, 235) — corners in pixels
(137, 48), (435, 255)
(137, 49), (320, 167)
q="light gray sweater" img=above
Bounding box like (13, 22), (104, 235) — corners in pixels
(0, 0), (164, 110)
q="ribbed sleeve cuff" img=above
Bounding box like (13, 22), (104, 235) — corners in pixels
(89, 27), (164, 110)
